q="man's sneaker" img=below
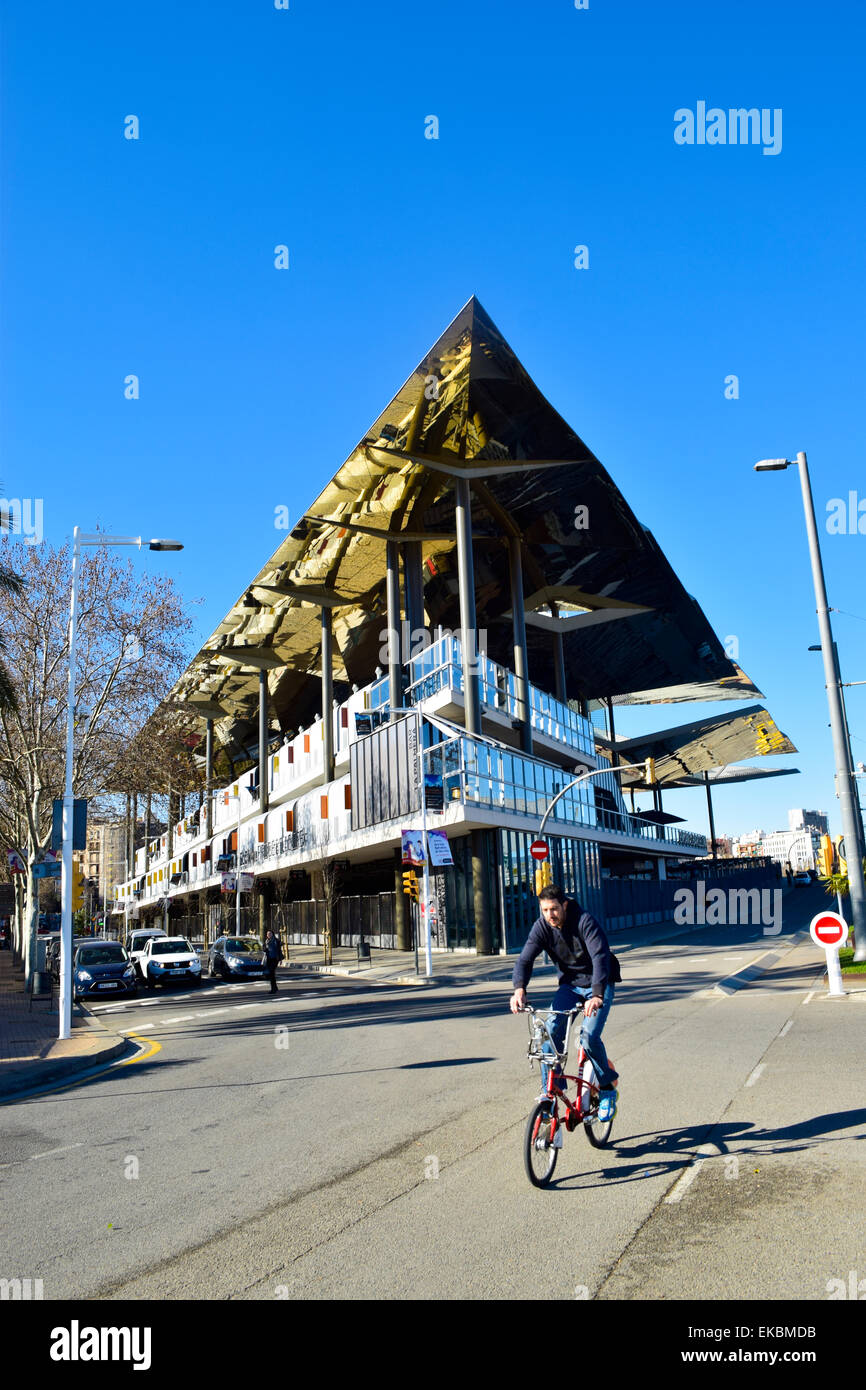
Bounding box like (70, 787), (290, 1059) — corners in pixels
(597, 1088), (618, 1122)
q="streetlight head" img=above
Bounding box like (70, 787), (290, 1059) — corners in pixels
(808, 645), (821, 651)
(148, 539), (184, 551)
(753, 459), (791, 472)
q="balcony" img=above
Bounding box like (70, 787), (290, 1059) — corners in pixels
(370, 633), (596, 758)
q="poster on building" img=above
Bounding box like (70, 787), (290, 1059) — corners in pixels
(423, 772), (444, 812)
(401, 829), (426, 867)
(426, 830), (454, 867)
(221, 872), (254, 893)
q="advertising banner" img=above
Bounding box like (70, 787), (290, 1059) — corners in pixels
(401, 829), (426, 867)
(427, 831), (454, 868)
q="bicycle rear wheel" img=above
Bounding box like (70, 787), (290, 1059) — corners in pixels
(524, 1102), (559, 1187)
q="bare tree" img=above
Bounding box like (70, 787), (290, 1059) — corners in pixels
(0, 538), (197, 976)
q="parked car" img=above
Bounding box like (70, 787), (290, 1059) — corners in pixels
(207, 935), (267, 981)
(126, 927), (167, 979)
(73, 940), (138, 1003)
(140, 936), (202, 989)
(793, 871), (811, 885)
(45, 935), (63, 981)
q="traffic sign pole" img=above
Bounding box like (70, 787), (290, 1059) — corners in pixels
(809, 911), (847, 997)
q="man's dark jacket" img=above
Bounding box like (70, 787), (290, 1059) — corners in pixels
(512, 899), (621, 997)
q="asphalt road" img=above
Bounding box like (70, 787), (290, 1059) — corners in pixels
(2, 897), (862, 1301)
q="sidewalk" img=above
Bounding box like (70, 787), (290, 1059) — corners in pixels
(0, 949), (128, 1101)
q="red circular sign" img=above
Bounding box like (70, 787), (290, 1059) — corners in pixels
(809, 912), (846, 949)
(530, 840), (549, 861)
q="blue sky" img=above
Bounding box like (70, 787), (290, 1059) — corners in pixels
(3, 0), (864, 840)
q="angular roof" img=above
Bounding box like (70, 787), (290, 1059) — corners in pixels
(599, 704), (798, 788)
(167, 297), (763, 755)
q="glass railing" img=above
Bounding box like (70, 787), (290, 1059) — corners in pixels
(426, 732), (706, 848)
(372, 634), (596, 756)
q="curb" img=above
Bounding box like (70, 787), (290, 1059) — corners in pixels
(703, 930), (812, 997)
(0, 1005), (130, 1102)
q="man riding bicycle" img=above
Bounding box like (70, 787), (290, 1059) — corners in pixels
(509, 884), (621, 1122)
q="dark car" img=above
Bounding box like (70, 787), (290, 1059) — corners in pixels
(207, 935), (267, 981)
(73, 940), (138, 1003)
(45, 936), (63, 981)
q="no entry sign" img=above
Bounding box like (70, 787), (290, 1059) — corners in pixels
(809, 912), (847, 950)
(530, 840), (549, 861)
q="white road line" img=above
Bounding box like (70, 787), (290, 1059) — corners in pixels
(803, 990), (816, 1005)
(163, 1016), (187, 1024)
(745, 1063), (765, 1088)
(778, 1019), (793, 1037)
(30, 1142), (85, 1162)
(664, 1144), (716, 1204)
(723, 956), (745, 962)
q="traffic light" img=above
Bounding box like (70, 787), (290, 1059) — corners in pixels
(534, 860), (553, 895)
(71, 868), (86, 911)
(818, 835), (834, 878)
(645, 757), (656, 786)
(402, 870), (419, 902)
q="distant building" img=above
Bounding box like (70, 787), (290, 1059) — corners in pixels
(789, 808), (830, 837)
(762, 828), (821, 872)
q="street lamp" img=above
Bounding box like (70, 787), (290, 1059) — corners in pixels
(60, 530), (184, 1040)
(754, 453), (866, 959)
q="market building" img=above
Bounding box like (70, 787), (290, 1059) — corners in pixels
(113, 298), (797, 952)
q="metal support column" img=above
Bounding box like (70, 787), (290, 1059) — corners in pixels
(508, 536), (533, 755)
(259, 670), (269, 812)
(704, 771), (718, 861)
(455, 477), (482, 735)
(321, 606), (334, 783)
(550, 601), (567, 703)
(386, 539), (402, 715)
(205, 721), (214, 841)
(404, 539), (425, 642)
(606, 698), (619, 767)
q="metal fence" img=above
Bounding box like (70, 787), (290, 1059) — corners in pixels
(167, 895), (397, 951)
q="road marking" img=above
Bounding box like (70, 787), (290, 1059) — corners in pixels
(162, 1016), (187, 1024)
(803, 991), (816, 1005)
(30, 1142), (85, 1162)
(723, 956), (745, 962)
(745, 1063), (765, 1088)
(778, 1019), (793, 1037)
(119, 1034), (162, 1065)
(664, 1144), (716, 1203)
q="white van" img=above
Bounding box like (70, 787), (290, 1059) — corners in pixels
(126, 927), (167, 978)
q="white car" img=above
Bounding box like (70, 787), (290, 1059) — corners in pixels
(126, 927), (167, 979)
(140, 936), (203, 989)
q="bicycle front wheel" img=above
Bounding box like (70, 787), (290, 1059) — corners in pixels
(524, 1102), (558, 1187)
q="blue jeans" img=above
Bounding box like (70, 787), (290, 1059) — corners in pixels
(540, 982), (618, 1091)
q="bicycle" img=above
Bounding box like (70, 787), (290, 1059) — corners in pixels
(520, 1003), (617, 1187)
